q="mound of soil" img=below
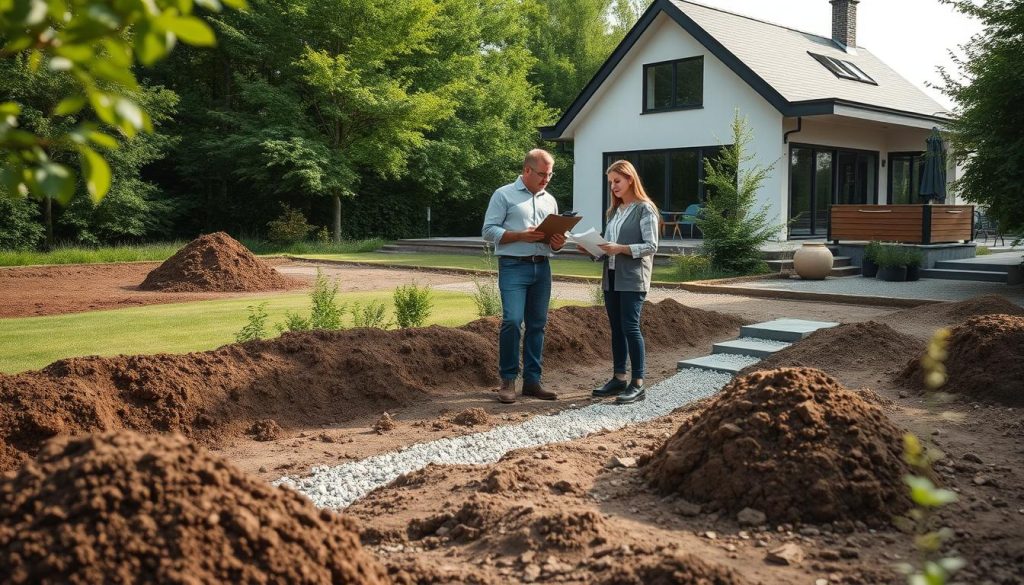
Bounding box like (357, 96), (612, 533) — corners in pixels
(886, 294), (1024, 330)
(0, 300), (741, 472)
(0, 431), (388, 584)
(452, 408), (489, 427)
(900, 314), (1024, 405)
(741, 321), (925, 376)
(139, 232), (290, 292)
(599, 555), (751, 585)
(644, 367), (912, 525)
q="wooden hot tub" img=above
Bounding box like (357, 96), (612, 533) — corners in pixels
(828, 204), (974, 244)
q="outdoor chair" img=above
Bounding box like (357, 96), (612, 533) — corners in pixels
(678, 203), (703, 239)
(661, 211), (683, 239)
(974, 210), (1005, 246)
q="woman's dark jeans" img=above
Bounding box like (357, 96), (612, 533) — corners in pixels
(603, 269), (647, 380)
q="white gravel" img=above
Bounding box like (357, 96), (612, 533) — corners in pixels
(275, 367), (735, 509)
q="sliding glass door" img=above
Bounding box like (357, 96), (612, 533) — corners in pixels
(789, 144), (877, 237)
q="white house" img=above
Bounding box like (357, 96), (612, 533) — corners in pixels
(541, 0), (955, 240)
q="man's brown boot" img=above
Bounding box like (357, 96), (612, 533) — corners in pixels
(522, 380), (557, 401)
(497, 378), (517, 404)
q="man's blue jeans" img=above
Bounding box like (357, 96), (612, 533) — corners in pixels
(603, 270), (647, 380)
(497, 256), (551, 383)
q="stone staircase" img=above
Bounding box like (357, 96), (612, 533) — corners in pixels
(920, 257), (1023, 285)
(763, 247), (860, 278)
(677, 318), (839, 374)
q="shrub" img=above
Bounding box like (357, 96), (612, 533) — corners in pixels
(672, 253), (713, 280)
(588, 283), (605, 306)
(902, 248), (923, 268)
(471, 278), (502, 317)
(275, 311), (311, 333)
(309, 269), (345, 330)
(976, 245), (992, 256)
(313, 226), (331, 244)
(266, 204), (313, 244)
(235, 303), (269, 343)
(864, 240), (883, 263)
(393, 283), (433, 328)
(0, 197), (44, 251)
(351, 301), (390, 329)
(697, 111), (781, 275)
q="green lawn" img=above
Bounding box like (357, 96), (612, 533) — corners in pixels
(0, 290), (581, 374)
(296, 252), (689, 282)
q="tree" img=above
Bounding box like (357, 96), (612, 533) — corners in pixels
(941, 0), (1024, 236)
(697, 112), (782, 275)
(0, 0), (243, 210)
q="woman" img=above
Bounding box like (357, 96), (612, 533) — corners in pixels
(592, 160), (659, 405)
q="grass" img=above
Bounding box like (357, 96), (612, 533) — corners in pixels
(295, 252), (698, 283)
(0, 238), (388, 267)
(0, 290), (580, 374)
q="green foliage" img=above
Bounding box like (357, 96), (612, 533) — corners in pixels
(393, 283), (433, 328)
(976, 245), (992, 256)
(471, 278), (503, 317)
(697, 112), (781, 275)
(235, 302), (269, 343)
(0, 197), (44, 250)
(275, 312), (311, 333)
(941, 0), (1024, 236)
(588, 283), (605, 306)
(266, 205), (314, 245)
(876, 245), (922, 269)
(350, 300), (391, 329)
(0, 0), (242, 205)
(308, 270), (345, 330)
(0, 241), (184, 266)
(864, 240), (884, 262)
(242, 238), (387, 255)
(671, 253), (720, 281)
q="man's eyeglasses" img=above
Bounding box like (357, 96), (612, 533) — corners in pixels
(528, 167), (555, 180)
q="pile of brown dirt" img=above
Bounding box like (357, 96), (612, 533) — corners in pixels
(139, 232), (290, 292)
(452, 408), (490, 427)
(900, 314), (1024, 405)
(0, 300), (742, 472)
(886, 294), (1024, 331)
(599, 555), (751, 585)
(0, 431), (388, 584)
(247, 418), (282, 441)
(741, 321), (925, 376)
(644, 367), (912, 525)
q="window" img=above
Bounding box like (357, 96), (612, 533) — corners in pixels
(603, 146), (722, 217)
(888, 152), (925, 204)
(808, 52), (877, 85)
(643, 57), (703, 112)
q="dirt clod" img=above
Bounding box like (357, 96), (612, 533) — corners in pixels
(247, 419), (283, 441)
(645, 367), (912, 525)
(598, 554), (751, 585)
(139, 232), (290, 292)
(0, 431), (388, 584)
(373, 412), (397, 434)
(451, 408), (489, 427)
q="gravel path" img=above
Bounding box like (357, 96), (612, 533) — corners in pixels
(276, 367), (733, 509)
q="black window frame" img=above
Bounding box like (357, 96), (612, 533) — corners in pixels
(807, 52), (878, 85)
(642, 56), (704, 113)
(887, 151), (926, 204)
(787, 142), (881, 238)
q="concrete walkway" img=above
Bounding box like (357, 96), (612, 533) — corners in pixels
(721, 274), (1024, 305)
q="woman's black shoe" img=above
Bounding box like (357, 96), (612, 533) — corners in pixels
(615, 381), (645, 404)
(592, 377), (628, 397)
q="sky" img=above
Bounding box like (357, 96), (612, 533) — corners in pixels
(687, 0), (982, 110)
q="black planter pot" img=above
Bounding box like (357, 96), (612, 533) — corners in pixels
(862, 258), (879, 278)
(906, 264), (920, 281)
(877, 266), (908, 282)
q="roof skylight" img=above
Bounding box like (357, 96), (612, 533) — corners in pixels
(808, 52), (877, 85)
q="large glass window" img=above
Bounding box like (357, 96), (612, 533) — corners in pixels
(644, 57), (703, 112)
(603, 146), (722, 225)
(789, 144), (876, 237)
(888, 152), (925, 204)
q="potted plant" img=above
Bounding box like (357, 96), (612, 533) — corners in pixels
(875, 245), (908, 282)
(904, 249), (923, 281)
(862, 240), (882, 278)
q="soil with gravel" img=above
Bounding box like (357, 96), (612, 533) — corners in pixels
(900, 314), (1024, 405)
(0, 431), (388, 585)
(644, 367), (912, 525)
(0, 300), (743, 472)
(884, 294), (1024, 337)
(740, 321), (925, 377)
(139, 232), (290, 292)
(598, 555), (752, 585)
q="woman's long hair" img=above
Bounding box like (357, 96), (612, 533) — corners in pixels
(605, 160), (658, 220)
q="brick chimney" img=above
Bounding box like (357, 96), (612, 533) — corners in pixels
(830, 0), (859, 48)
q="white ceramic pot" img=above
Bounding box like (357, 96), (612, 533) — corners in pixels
(793, 243), (833, 280)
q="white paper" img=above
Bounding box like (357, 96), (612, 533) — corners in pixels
(568, 227), (609, 258)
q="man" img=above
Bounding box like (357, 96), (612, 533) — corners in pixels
(482, 149), (566, 404)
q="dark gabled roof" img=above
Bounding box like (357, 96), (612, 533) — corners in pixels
(541, 0), (951, 141)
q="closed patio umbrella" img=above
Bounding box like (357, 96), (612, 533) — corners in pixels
(919, 127), (947, 203)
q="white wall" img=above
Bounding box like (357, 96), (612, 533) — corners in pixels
(568, 14), (786, 238)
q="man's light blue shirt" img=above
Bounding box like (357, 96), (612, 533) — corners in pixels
(481, 176), (559, 257)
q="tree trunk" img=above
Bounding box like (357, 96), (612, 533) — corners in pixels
(333, 194), (342, 243)
(44, 196), (53, 251)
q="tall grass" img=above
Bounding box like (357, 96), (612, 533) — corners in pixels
(0, 238), (388, 267)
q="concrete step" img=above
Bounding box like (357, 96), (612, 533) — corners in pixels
(830, 265), (862, 277)
(933, 260), (1014, 273)
(919, 268), (1009, 283)
(739, 318), (839, 343)
(765, 256), (854, 275)
(712, 337), (791, 358)
(677, 353), (762, 374)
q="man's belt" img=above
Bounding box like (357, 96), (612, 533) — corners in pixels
(503, 255), (549, 263)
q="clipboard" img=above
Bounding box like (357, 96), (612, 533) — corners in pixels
(535, 213), (582, 243)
